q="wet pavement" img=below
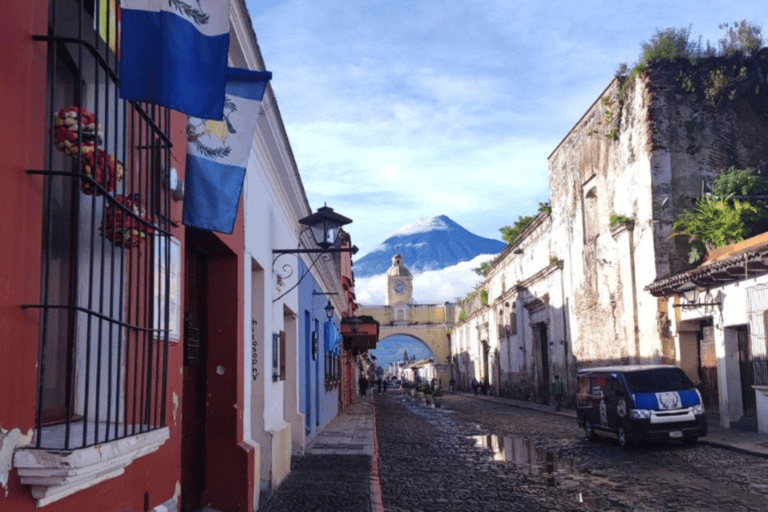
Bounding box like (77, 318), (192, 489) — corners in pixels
(259, 390), (768, 512)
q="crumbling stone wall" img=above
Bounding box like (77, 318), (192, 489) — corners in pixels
(548, 53), (768, 372)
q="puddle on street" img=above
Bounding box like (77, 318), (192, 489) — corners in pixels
(469, 434), (624, 509)
(470, 434), (576, 479)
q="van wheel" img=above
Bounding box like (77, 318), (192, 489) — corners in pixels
(617, 423), (632, 450)
(584, 418), (596, 441)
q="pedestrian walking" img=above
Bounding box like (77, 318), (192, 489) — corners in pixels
(550, 374), (564, 411)
(359, 375), (368, 397)
(471, 377), (479, 396)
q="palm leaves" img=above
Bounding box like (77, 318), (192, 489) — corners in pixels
(672, 167), (768, 264)
(672, 195), (759, 264)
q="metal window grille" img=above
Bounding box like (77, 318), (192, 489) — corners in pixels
(27, 0), (172, 449)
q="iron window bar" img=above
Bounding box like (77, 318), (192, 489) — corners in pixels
(26, 0), (172, 450)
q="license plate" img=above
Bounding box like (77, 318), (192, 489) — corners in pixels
(669, 430), (683, 439)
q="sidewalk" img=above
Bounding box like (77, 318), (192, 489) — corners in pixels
(458, 391), (768, 458)
(258, 397), (383, 512)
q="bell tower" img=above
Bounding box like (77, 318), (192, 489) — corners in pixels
(387, 253), (413, 306)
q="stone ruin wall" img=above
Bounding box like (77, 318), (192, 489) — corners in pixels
(548, 53), (768, 372)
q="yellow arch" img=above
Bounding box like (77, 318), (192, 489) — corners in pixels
(357, 302), (455, 383)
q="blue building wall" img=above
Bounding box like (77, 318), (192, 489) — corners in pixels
(297, 260), (340, 440)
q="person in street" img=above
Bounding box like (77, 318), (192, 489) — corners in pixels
(550, 374), (564, 411)
(471, 377), (479, 396)
(359, 375), (368, 397)
(377, 377), (383, 394)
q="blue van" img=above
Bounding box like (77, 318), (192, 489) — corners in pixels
(577, 365), (707, 449)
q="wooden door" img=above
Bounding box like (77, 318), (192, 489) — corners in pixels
(698, 326), (719, 410)
(181, 247), (207, 512)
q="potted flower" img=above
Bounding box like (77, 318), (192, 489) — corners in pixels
(102, 194), (153, 248)
(432, 387), (443, 408)
(423, 385), (433, 405)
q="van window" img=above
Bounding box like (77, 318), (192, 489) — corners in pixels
(623, 369), (694, 393)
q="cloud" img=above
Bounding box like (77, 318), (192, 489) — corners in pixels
(249, 0), (768, 251)
(355, 253), (497, 305)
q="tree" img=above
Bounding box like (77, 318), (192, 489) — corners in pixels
(500, 215), (534, 245)
(402, 350), (409, 362)
(719, 20), (763, 56)
(472, 261), (491, 277)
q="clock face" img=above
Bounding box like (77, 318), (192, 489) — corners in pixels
(394, 281), (405, 294)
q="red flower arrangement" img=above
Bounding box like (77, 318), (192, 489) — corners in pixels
(53, 106), (103, 156)
(102, 194), (153, 248)
(79, 150), (124, 196)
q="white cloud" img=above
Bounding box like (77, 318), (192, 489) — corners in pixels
(355, 253), (497, 305)
(249, 0), (768, 251)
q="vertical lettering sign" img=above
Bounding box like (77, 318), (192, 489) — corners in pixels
(272, 332), (279, 381)
(251, 320), (259, 381)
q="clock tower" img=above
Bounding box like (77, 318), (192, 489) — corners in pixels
(387, 253), (413, 306)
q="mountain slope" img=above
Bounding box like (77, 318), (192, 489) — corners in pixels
(353, 215), (506, 277)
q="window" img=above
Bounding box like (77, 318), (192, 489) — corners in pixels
(323, 321), (340, 385)
(31, 0), (173, 450)
(583, 182), (599, 242)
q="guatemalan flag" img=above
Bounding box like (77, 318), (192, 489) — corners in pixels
(119, 0), (231, 120)
(183, 68), (272, 233)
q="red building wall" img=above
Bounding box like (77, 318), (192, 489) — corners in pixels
(0, 2), (237, 510)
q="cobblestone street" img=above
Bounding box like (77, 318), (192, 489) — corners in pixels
(376, 391), (768, 512)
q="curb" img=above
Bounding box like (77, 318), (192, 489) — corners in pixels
(369, 400), (384, 512)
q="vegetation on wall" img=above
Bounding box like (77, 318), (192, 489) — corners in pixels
(609, 214), (633, 228)
(500, 215), (534, 245)
(499, 202), (550, 246)
(618, 20), (763, 98)
(472, 261), (491, 277)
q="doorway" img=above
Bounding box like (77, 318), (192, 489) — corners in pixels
(181, 246), (207, 511)
(533, 322), (549, 402)
(698, 323), (719, 410)
(737, 326), (756, 418)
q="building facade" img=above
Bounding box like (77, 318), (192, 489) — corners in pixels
(451, 55), (768, 430)
(1, 1), (357, 510)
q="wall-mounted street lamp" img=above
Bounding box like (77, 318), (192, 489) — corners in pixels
(273, 205), (359, 255)
(272, 204), (359, 302)
(325, 300), (334, 320)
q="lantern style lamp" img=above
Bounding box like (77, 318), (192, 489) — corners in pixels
(299, 204), (353, 250)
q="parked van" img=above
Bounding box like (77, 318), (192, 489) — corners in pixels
(577, 365), (707, 449)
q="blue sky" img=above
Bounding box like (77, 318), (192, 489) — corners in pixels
(247, 0), (767, 255)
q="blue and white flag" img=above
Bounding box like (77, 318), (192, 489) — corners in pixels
(183, 68), (272, 233)
(119, 0), (231, 120)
